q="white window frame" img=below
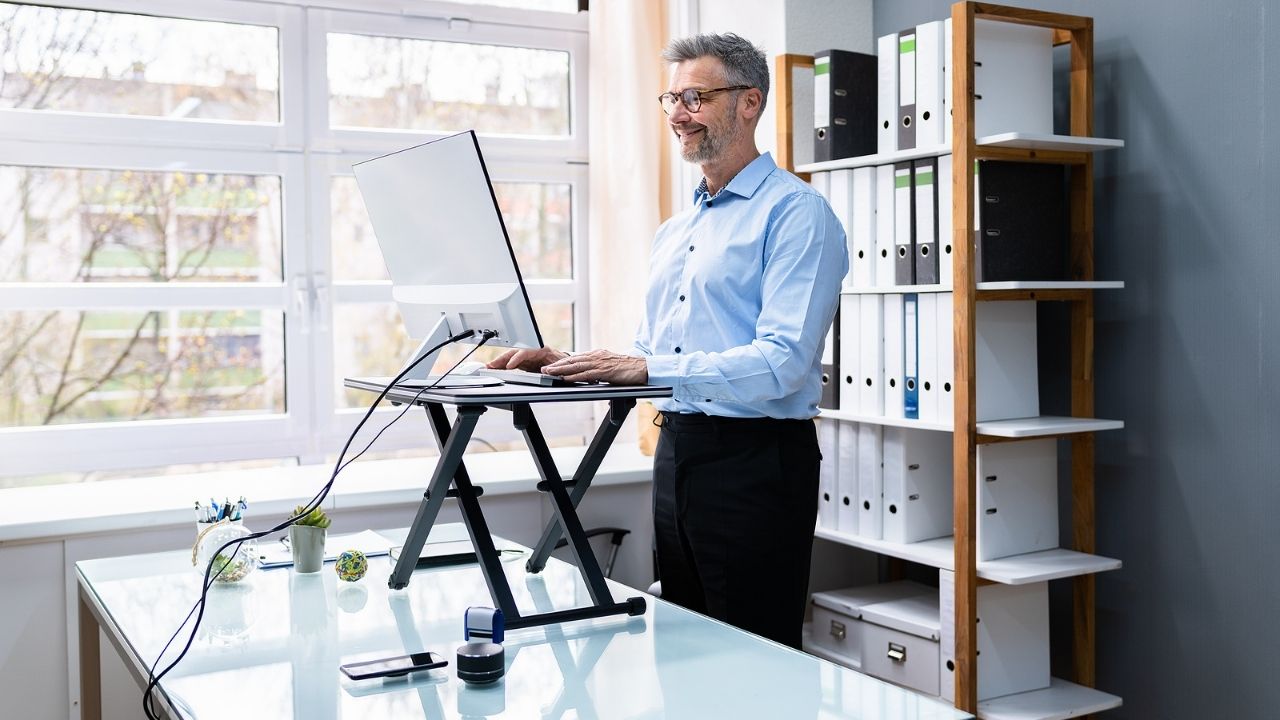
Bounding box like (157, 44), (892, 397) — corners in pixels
(0, 0), (591, 478)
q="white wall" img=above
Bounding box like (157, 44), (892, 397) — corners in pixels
(2, 482), (654, 720)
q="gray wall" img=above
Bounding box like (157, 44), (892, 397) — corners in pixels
(870, 1), (1279, 717)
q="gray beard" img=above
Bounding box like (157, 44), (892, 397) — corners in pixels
(681, 120), (741, 164)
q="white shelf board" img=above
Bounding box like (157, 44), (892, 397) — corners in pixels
(817, 408), (951, 432)
(976, 416), (1124, 438)
(975, 132), (1125, 153)
(813, 527), (1121, 585)
(976, 281), (1125, 291)
(978, 677), (1122, 720)
(796, 143), (950, 174)
(842, 284), (954, 295)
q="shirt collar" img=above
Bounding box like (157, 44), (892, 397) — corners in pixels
(692, 152), (776, 203)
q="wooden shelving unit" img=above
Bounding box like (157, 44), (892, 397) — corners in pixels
(779, 3), (1121, 716)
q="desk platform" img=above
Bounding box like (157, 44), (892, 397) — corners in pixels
(76, 527), (972, 719)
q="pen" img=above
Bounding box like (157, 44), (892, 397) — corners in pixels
(222, 497), (232, 521)
(210, 498), (219, 521)
(194, 502), (204, 524)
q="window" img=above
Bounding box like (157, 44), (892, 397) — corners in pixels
(0, 0), (589, 484)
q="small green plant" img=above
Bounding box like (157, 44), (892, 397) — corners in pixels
(293, 505), (331, 529)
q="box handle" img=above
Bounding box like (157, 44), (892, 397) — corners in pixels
(829, 620), (846, 641)
(887, 642), (907, 663)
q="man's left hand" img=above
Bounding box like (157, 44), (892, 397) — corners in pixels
(541, 350), (648, 385)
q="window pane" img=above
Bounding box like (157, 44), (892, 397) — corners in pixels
(331, 177), (570, 282)
(334, 301), (573, 408)
(457, 0), (579, 12)
(0, 3), (279, 121)
(0, 166), (282, 283)
(0, 309), (285, 427)
(327, 33), (569, 135)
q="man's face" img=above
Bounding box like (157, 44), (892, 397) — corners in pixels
(666, 56), (744, 164)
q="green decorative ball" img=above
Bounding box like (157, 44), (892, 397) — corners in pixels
(335, 549), (368, 582)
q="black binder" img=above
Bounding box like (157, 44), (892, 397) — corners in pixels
(976, 161), (1069, 282)
(813, 49), (877, 163)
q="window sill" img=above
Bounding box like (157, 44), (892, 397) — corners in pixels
(0, 443), (654, 544)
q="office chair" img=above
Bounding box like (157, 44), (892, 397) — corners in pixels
(553, 527), (630, 578)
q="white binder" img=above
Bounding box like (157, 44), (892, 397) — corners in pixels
(936, 292), (955, 422)
(974, 20), (1053, 138)
(858, 294), (884, 416)
(875, 164), (897, 287)
(977, 439), (1058, 561)
(917, 292), (940, 424)
(836, 422), (860, 534)
(877, 33), (899, 154)
(829, 169), (854, 250)
(882, 427), (953, 544)
(882, 293), (905, 419)
(975, 301), (1039, 421)
(940, 571), (1051, 702)
(915, 20), (946, 148)
(937, 154), (954, 284)
(811, 170), (831, 201)
(838, 294), (861, 412)
(943, 17), (953, 144)
(817, 418), (839, 530)
(856, 423), (884, 539)
(850, 167), (876, 289)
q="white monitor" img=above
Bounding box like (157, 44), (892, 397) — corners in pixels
(353, 131), (543, 384)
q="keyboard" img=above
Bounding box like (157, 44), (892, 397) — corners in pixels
(474, 368), (571, 387)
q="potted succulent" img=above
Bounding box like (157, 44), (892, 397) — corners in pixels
(288, 505), (331, 574)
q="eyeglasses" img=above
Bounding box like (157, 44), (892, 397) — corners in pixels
(658, 85), (752, 115)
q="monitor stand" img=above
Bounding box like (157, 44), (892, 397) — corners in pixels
(398, 316), (499, 388)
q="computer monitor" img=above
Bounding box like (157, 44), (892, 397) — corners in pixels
(352, 130), (543, 385)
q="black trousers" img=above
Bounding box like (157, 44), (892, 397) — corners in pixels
(653, 411), (821, 649)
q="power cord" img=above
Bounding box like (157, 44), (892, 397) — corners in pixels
(142, 328), (498, 719)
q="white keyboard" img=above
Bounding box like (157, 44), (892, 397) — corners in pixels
(474, 368), (569, 387)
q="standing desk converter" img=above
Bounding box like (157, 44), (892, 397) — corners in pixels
(344, 377), (673, 631)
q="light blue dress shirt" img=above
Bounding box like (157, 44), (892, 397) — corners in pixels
(634, 152), (848, 419)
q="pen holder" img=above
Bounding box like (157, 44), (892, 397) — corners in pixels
(193, 519), (258, 584)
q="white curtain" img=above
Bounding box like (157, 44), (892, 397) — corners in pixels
(587, 1), (670, 353)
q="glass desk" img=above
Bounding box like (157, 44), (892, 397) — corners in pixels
(76, 526), (972, 720)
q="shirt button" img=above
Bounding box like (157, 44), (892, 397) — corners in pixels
(688, 245), (695, 252)
(706, 200), (712, 207)
(675, 347), (682, 353)
(679, 294), (686, 301)
(705, 398), (712, 403)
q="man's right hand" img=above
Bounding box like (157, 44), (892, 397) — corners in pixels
(487, 346), (568, 372)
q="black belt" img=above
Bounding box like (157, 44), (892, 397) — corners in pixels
(659, 411), (810, 429)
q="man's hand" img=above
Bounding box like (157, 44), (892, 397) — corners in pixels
(542, 350), (648, 385)
(487, 346), (568, 372)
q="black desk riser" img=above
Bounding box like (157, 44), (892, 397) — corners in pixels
(344, 377), (672, 630)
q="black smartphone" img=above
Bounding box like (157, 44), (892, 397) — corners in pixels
(340, 652), (448, 681)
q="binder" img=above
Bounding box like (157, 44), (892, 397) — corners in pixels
(850, 167), (876, 289)
(817, 419), (839, 530)
(877, 33), (899, 154)
(858, 294), (884, 416)
(856, 423), (884, 539)
(976, 160), (1069, 282)
(977, 439), (1058, 561)
(913, 157), (939, 286)
(810, 170), (830, 200)
(975, 301), (1039, 421)
(813, 49), (878, 163)
(943, 18), (953, 144)
(896, 28), (917, 150)
(917, 292), (940, 424)
(838, 294), (860, 412)
(882, 293), (905, 419)
(893, 162), (914, 285)
(875, 164), (896, 286)
(973, 20), (1052, 139)
(882, 427), (953, 544)
(902, 293), (920, 420)
(820, 311), (838, 410)
(940, 571), (1050, 702)
(937, 154), (954, 284)
(936, 292), (955, 422)
(837, 422), (861, 534)
(829, 168), (854, 244)
(915, 20), (946, 148)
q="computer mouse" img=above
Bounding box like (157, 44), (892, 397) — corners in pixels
(455, 361), (487, 375)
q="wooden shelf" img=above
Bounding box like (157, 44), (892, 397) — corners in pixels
(813, 527), (1121, 585)
(974, 132), (1125, 153)
(817, 409), (951, 432)
(795, 143), (949, 174)
(978, 677), (1122, 720)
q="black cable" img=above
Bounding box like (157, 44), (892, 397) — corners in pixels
(142, 329), (496, 718)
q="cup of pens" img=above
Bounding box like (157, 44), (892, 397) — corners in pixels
(192, 497), (257, 584)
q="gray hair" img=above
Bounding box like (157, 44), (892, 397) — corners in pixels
(662, 33), (769, 112)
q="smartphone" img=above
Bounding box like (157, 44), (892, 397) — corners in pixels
(340, 652), (447, 681)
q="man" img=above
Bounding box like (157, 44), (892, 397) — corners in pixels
(489, 33), (847, 648)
